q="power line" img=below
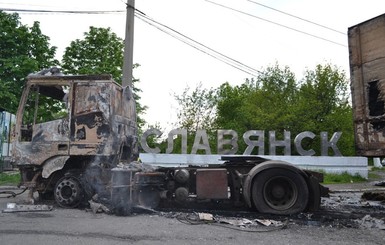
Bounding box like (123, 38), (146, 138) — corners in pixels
(205, 0), (347, 47)
(0, 6), (261, 77)
(0, 8), (124, 14)
(134, 11), (262, 77)
(246, 0), (346, 35)
(0, 1), (59, 8)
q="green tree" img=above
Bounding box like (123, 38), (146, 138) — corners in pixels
(214, 64), (353, 155)
(61, 27), (123, 81)
(61, 26), (147, 130)
(172, 83), (217, 153)
(295, 64), (354, 155)
(215, 80), (255, 133)
(215, 65), (299, 154)
(0, 11), (58, 113)
(174, 82), (217, 131)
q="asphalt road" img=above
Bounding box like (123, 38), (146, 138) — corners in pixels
(0, 185), (385, 245)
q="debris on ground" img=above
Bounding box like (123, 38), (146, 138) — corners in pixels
(374, 181), (385, 187)
(169, 211), (287, 232)
(2, 203), (53, 213)
(255, 218), (286, 227)
(218, 217), (253, 227)
(87, 193), (160, 215)
(355, 215), (385, 230)
(198, 212), (214, 221)
(362, 191), (385, 203)
(88, 200), (111, 214)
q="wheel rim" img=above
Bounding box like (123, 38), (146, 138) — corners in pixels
(262, 176), (298, 211)
(55, 176), (83, 208)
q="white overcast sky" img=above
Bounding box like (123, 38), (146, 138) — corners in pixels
(1, 0), (384, 131)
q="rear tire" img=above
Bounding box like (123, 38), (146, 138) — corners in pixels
(251, 168), (309, 215)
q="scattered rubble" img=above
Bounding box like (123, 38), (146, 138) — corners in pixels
(88, 200), (111, 214)
(168, 211), (288, 232)
(355, 215), (385, 230)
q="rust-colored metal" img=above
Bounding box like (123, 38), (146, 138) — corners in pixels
(349, 14), (385, 156)
(196, 169), (228, 199)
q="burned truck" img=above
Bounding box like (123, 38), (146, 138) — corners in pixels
(12, 71), (325, 215)
(349, 13), (385, 157)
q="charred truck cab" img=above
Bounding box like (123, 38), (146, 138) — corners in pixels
(12, 73), (138, 207)
(12, 71), (325, 215)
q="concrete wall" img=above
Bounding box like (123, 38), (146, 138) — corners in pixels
(139, 153), (368, 178)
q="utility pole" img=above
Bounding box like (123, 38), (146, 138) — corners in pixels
(122, 0), (135, 87)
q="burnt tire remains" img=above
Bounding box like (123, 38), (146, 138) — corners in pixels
(54, 175), (84, 208)
(251, 168), (309, 215)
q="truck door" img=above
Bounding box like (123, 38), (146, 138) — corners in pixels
(14, 83), (70, 166)
(69, 82), (112, 156)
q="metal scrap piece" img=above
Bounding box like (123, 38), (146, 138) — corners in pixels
(3, 203), (53, 213)
(89, 200), (111, 214)
(198, 212), (214, 221)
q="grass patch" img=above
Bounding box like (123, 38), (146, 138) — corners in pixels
(0, 172), (21, 185)
(370, 167), (385, 171)
(368, 172), (380, 180)
(323, 172), (366, 184)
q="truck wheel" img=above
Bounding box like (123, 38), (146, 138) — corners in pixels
(251, 168), (309, 215)
(54, 175), (84, 208)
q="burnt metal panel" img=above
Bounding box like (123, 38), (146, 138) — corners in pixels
(68, 80), (137, 159)
(42, 156), (70, 178)
(13, 142), (68, 166)
(196, 169), (228, 199)
(349, 14), (385, 156)
(111, 168), (135, 215)
(71, 112), (110, 143)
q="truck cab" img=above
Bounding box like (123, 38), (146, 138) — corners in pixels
(12, 72), (138, 207)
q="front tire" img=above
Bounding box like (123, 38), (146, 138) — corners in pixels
(54, 174), (84, 208)
(251, 168), (309, 215)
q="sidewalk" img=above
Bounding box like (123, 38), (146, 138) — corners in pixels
(325, 181), (385, 193)
(324, 168), (385, 193)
